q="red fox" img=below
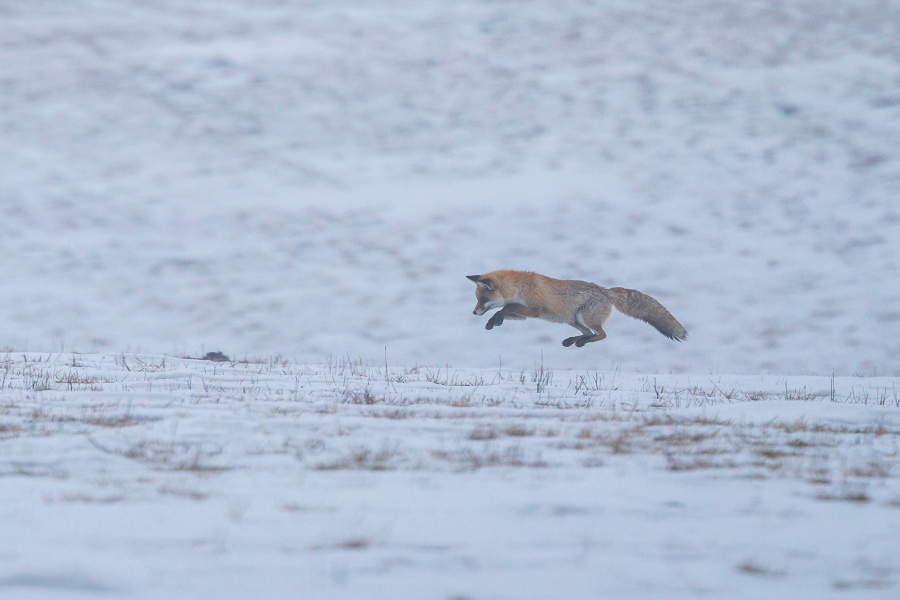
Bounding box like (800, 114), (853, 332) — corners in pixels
(467, 270), (687, 347)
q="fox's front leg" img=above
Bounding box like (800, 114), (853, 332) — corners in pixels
(485, 304), (538, 330)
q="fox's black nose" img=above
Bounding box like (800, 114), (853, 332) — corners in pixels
(472, 310), (477, 315)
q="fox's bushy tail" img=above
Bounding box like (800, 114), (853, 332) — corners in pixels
(607, 287), (687, 342)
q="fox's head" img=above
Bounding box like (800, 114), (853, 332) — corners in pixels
(467, 274), (505, 315)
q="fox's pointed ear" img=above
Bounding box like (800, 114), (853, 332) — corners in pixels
(479, 278), (494, 290)
(466, 274), (494, 290)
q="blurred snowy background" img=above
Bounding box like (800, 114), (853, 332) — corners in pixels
(1, 0), (899, 375)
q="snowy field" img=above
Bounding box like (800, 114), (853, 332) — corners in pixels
(2, 353), (900, 599)
(2, 0), (900, 598)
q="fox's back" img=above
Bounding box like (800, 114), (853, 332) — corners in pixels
(496, 271), (608, 323)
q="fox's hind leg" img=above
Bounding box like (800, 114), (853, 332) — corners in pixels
(573, 327), (606, 347)
(562, 321), (596, 347)
(563, 306), (610, 347)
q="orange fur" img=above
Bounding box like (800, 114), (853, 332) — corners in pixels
(467, 270), (686, 347)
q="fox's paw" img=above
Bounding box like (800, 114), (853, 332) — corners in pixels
(486, 314), (504, 330)
(562, 336), (579, 347)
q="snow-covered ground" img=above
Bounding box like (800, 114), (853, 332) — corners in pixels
(2, 1), (900, 598)
(1, 353), (899, 599)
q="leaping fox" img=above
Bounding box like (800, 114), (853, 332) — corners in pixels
(467, 270), (687, 347)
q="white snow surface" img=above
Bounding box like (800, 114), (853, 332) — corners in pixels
(1, 0), (899, 374)
(1, 353), (900, 599)
(3, 1), (900, 598)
